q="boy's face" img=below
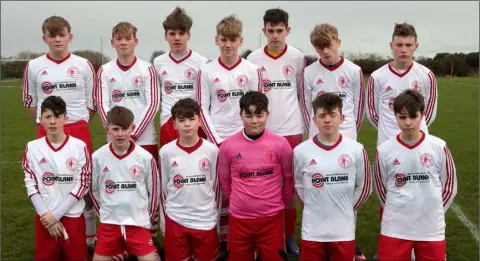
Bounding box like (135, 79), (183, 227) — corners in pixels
(111, 32), (138, 57)
(216, 34), (243, 59)
(314, 37), (341, 64)
(40, 109), (67, 136)
(313, 107), (344, 136)
(390, 35), (418, 63)
(395, 108), (423, 135)
(165, 29), (190, 54)
(174, 115), (200, 139)
(108, 123), (133, 146)
(240, 105), (269, 135)
(263, 22), (290, 48)
(43, 27), (72, 54)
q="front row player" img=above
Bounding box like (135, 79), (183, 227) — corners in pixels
(90, 106), (160, 261)
(218, 91), (294, 261)
(375, 90), (457, 261)
(294, 93), (372, 261)
(22, 96), (91, 261)
(159, 98), (220, 261)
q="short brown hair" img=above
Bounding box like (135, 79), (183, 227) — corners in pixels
(239, 91), (269, 114)
(312, 93), (343, 115)
(393, 89), (425, 117)
(107, 106), (134, 129)
(163, 7), (193, 33)
(171, 98), (200, 120)
(216, 15), (243, 39)
(42, 16), (71, 36)
(310, 23), (339, 49)
(112, 22), (137, 39)
(392, 23), (417, 41)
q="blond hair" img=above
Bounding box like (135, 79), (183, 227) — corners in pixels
(112, 22), (137, 39)
(216, 15), (242, 39)
(310, 23), (339, 49)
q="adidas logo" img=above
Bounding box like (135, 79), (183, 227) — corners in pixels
(213, 78), (220, 83)
(162, 71), (167, 76)
(260, 66), (266, 72)
(171, 161), (178, 167)
(235, 153), (243, 159)
(309, 159), (317, 165)
(393, 159), (401, 165)
(103, 166), (109, 173)
(40, 158), (47, 164)
(110, 78), (116, 83)
(385, 86), (393, 92)
(41, 70), (48, 76)
(316, 79), (324, 84)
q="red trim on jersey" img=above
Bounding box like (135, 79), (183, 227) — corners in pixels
(176, 138), (203, 154)
(169, 49), (192, 64)
(132, 66), (160, 140)
(396, 131), (425, 149)
(353, 148), (372, 211)
(149, 157), (160, 225)
(109, 141), (135, 160)
(263, 44), (288, 60)
(312, 134), (342, 151)
(366, 76), (379, 127)
(96, 67), (109, 128)
(319, 56), (344, 71)
(46, 53), (71, 64)
(257, 68), (263, 92)
(22, 146), (40, 196)
(196, 71), (219, 145)
(388, 61), (414, 78)
(214, 159), (221, 212)
(298, 57), (310, 131)
(218, 56), (242, 71)
(356, 70), (365, 132)
(374, 152), (386, 205)
(45, 135), (70, 152)
(442, 146), (455, 207)
(425, 71), (437, 125)
(72, 146), (92, 199)
(116, 56), (137, 72)
(86, 61), (97, 111)
(22, 62), (33, 107)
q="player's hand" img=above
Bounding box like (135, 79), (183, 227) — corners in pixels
(40, 211), (58, 228)
(47, 222), (64, 239)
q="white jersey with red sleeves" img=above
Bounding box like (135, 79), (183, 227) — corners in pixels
(153, 50), (209, 126)
(374, 132), (457, 241)
(366, 61), (438, 146)
(90, 143), (160, 229)
(197, 57), (263, 145)
(293, 135), (372, 242)
(247, 45), (306, 136)
(159, 138), (219, 233)
(96, 57), (160, 145)
(22, 135), (91, 217)
(22, 53), (96, 124)
(302, 57), (365, 141)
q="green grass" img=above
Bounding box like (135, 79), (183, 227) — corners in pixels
(1, 77), (479, 260)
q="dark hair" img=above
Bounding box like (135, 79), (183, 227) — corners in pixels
(106, 106), (134, 129)
(239, 91), (269, 114)
(41, 96), (67, 117)
(392, 22), (417, 41)
(42, 16), (71, 36)
(263, 8), (289, 27)
(163, 6), (193, 33)
(393, 89), (425, 117)
(171, 98), (200, 120)
(312, 93), (343, 115)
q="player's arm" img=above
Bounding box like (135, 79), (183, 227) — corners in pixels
(250, 66), (264, 93)
(299, 69), (312, 134)
(293, 150), (305, 208)
(373, 150), (388, 206)
(424, 71), (438, 126)
(353, 69), (366, 133)
(217, 142), (232, 199)
(89, 156), (101, 217)
(95, 67), (111, 129)
(440, 146), (457, 212)
(197, 69), (223, 145)
(131, 66), (160, 140)
(146, 157), (160, 234)
(22, 62), (39, 122)
(22, 144), (48, 215)
(352, 148), (372, 211)
(366, 75), (380, 129)
(84, 60), (97, 121)
(158, 152), (168, 236)
(210, 148), (221, 214)
(280, 139), (294, 205)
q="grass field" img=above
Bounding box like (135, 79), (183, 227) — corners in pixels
(1, 77), (479, 260)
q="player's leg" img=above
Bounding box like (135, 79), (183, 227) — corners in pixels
(163, 215), (193, 261)
(327, 240), (355, 261)
(377, 234), (413, 261)
(299, 240), (327, 261)
(124, 225), (158, 261)
(160, 117), (180, 147)
(35, 215), (62, 261)
(59, 215), (89, 261)
(413, 240), (446, 261)
(227, 214), (256, 261)
(191, 224), (221, 261)
(255, 211), (287, 261)
(93, 223), (124, 261)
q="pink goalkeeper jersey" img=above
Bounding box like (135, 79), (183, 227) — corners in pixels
(217, 129), (294, 219)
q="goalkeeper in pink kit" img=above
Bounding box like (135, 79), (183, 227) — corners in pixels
(218, 90), (294, 261)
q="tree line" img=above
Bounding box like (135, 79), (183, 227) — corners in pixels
(1, 49), (478, 79)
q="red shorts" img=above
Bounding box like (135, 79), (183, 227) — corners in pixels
(227, 211), (285, 261)
(37, 120), (93, 155)
(378, 234), (446, 261)
(164, 215), (219, 261)
(299, 239), (355, 261)
(284, 134), (303, 149)
(160, 116), (206, 147)
(95, 223), (156, 257)
(140, 144), (159, 164)
(35, 214), (88, 261)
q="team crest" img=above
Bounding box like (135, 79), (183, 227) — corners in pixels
(42, 81), (54, 94)
(283, 64), (294, 77)
(338, 154), (352, 168)
(132, 76), (142, 88)
(394, 173), (407, 187)
(236, 75), (248, 87)
(198, 158), (210, 172)
(67, 66), (79, 78)
(66, 157), (78, 171)
(411, 81), (422, 92)
(129, 165), (142, 179)
(184, 68), (197, 80)
(311, 173), (325, 188)
(420, 153), (434, 168)
(265, 151), (276, 162)
(338, 76), (349, 88)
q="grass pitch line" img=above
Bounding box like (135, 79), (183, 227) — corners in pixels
(451, 203), (479, 242)
(454, 82), (478, 87)
(1, 160), (21, 165)
(1, 85), (17, 88)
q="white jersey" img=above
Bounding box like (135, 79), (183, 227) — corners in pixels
(197, 57), (263, 145)
(90, 143), (160, 229)
(366, 61), (438, 146)
(374, 132), (457, 241)
(247, 45), (306, 136)
(96, 57), (160, 145)
(294, 135), (372, 242)
(302, 57), (365, 140)
(153, 50), (209, 125)
(159, 138), (219, 233)
(22, 53), (96, 124)
(22, 135), (91, 217)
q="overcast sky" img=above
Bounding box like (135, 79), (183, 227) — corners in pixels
(1, 1), (478, 61)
